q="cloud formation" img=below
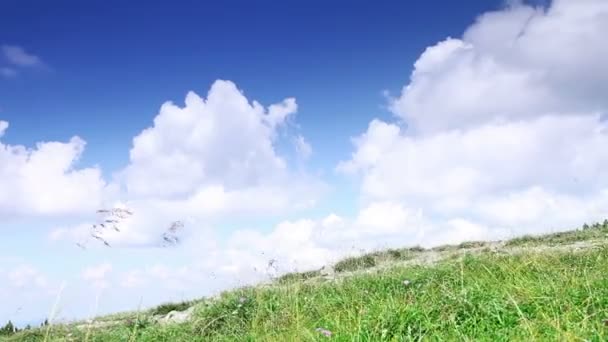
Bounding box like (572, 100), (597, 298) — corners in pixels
(1, 45), (43, 67)
(123, 80), (297, 198)
(50, 80), (323, 247)
(0, 121), (107, 218)
(294, 135), (313, 160)
(82, 263), (112, 289)
(6, 265), (48, 289)
(390, 0), (608, 133)
(341, 0), (608, 242)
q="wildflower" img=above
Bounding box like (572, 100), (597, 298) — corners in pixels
(316, 327), (332, 337)
(239, 296), (247, 304)
(403, 279), (411, 286)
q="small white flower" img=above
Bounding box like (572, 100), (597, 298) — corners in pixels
(315, 327), (332, 337)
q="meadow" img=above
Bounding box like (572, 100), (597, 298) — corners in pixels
(4, 220), (608, 341)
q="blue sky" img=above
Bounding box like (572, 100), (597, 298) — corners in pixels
(2, 0), (608, 327)
(0, 0), (501, 171)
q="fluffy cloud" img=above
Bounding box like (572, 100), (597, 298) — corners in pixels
(54, 80), (323, 246)
(125, 201), (491, 292)
(118, 264), (207, 292)
(391, 0), (608, 133)
(106, 209), (424, 303)
(228, 219), (335, 272)
(120, 270), (146, 289)
(123, 80), (297, 198)
(1, 45), (43, 67)
(342, 116), (608, 203)
(0, 120), (107, 219)
(0, 120), (7, 136)
(294, 135), (312, 160)
(342, 0), (608, 242)
(6, 265), (48, 289)
(0, 263), (63, 326)
(82, 263), (112, 289)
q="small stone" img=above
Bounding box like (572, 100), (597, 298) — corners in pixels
(315, 327), (332, 337)
(320, 265), (335, 277)
(157, 306), (195, 325)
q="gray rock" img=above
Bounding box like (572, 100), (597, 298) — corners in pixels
(319, 265), (335, 277)
(157, 306), (195, 325)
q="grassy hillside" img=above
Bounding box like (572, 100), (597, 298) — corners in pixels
(5, 221), (608, 341)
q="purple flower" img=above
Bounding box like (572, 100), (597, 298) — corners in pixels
(316, 327), (332, 337)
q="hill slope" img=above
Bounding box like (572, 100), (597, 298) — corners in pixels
(6, 221), (608, 341)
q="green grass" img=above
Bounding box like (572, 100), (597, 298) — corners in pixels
(276, 270), (321, 284)
(432, 241), (488, 252)
(5, 221), (608, 341)
(505, 220), (608, 247)
(332, 246), (423, 273)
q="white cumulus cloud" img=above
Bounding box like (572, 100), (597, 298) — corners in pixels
(390, 0), (608, 133)
(0, 120), (108, 219)
(53, 80), (323, 246)
(340, 0), (608, 244)
(123, 80), (298, 198)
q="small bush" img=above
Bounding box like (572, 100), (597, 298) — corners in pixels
(458, 241), (488, 249)
(382, 248), (417, 260)
(0, 320), (16, 336)
(277, 270), (321, 284)
(431, 244), (455, 252)
(334, 254), (376, 273)
(387, 249), (405, 259)
(505, 235), (538, 246)
(407, 245), (426, 253)
(151, 301), (194, 316)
